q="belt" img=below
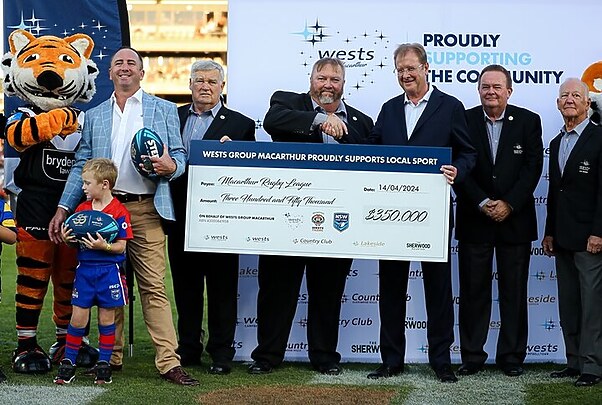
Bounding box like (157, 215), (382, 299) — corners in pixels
(114, 193), (153, 203)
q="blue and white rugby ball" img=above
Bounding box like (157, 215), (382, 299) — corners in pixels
(130, 127), (164, 179)
(64, 210), (119, 242)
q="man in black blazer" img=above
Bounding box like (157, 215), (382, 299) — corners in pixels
(454, 65), (543, 377)
(248, 58), (373, 375)
(168, 60), (255, 375)
(367, 43), (476, 383)
(543, 78), (602, 387)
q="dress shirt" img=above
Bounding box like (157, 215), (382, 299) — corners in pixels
(559, 117), (589, 175)
(404, 84), (434, 138)
(110, 88), (156, 195)
(182, 101), (222, 157)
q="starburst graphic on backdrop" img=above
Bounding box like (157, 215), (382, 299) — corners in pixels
(7, 9), (112, 61)
(291, 18), (392, 96)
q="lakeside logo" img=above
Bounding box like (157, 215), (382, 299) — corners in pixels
(291, 18), (390, 97)
(333, 212), (349, 232)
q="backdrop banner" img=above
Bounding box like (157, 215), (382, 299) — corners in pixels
(227, 0), (602, 363)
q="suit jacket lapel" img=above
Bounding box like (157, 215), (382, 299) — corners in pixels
(412, 87), (442, 137)
(564, 123), (594, 178)
(99, 101), (113, 155)
(142, 92), (156, 128)
(494, 106), (516, 165)
(475, 112), (494, 164)
(204, 106), (228, 140)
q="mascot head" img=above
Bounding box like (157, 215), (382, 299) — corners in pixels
(581, 61), (602, 125)
(1, 29), (99, 111)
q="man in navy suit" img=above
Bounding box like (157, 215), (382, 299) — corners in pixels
(248, 58), (373, 376)
(367, 43), (476, 383)
(454, 65), (543, 377)
(543, 78), (602, 387)
(168, 60), (255, 375)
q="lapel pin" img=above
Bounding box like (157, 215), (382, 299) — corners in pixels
(352, 116), (357, 121)
(508, 116), (514, 121)
(220, 115), (225, 120)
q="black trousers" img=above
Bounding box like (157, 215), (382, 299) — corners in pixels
(251, 255), (351, 367)
(458, 241), (530, 366)
(378, 259), (454, 370)
(167, 229), (238, 364)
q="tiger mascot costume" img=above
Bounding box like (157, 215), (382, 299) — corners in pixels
(2, 29), (99, 373)
(582, 61), (602, 125)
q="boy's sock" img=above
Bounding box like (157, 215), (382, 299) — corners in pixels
(65, 324), (86, 364)
(98, 323), (116, 363)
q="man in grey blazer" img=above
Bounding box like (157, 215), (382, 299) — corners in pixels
(543, 78), (602, 387)
(48, 47), (198, 386)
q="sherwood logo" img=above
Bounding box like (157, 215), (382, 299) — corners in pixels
(351, 343), (380, 354)
(405, 318), (427, 329)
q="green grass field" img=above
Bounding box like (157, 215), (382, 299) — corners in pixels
(0, 244), (601, 404)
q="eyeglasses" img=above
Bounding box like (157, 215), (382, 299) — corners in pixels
(393, 64), (424, 76)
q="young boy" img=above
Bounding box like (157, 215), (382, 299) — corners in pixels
(54, 158), (132, 385)
(0, 197), (17, 383)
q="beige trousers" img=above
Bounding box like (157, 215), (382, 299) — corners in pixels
(110, 198), (180, 374)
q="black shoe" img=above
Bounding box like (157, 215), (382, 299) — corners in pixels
(550, 367), (580, 378)
(316, 363), (342, 375)
(457, 362), (482, 376)
(574, 374), (601, 387)
(367, 364), (404, 379)
(94, 361), (112, 385)
(209, 363), (231, 375)
(248, 361), (272, 374)
(501, 364), (524, 377)
(434, 365), (458, 383)
(82, 362), (122, 376)
(12, 345), (52, 374)
(54, 359), (76, 385)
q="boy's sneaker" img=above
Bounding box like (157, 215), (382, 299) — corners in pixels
(94, 361), (112, 384)
(54, 359), (76, 385)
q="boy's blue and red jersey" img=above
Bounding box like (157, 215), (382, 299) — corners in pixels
(74, 197), (133, 263)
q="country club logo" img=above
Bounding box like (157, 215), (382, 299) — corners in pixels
(291, 18), (391, 98)
(333, 212), (349, 232)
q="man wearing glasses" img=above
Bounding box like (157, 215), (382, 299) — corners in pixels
(367, 43), (476, 383)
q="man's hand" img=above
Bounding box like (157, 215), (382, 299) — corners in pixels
(586, 235), (602, 254)
(440, 165), (457, 184)
(143, 144), (176, 177)
(49, 207), (68, 244)
(486, 200), (512, 222)
(542, 235), (555, 257)
(321, 114), (348, 140)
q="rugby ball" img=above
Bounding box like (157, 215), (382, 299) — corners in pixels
(131, 127), (164, 179)
(64, 210), (119, 243)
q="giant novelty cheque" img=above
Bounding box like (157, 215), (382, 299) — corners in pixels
(185, 141), (451, 262)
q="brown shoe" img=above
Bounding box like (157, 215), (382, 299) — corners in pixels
(161, 366), (199, 386)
